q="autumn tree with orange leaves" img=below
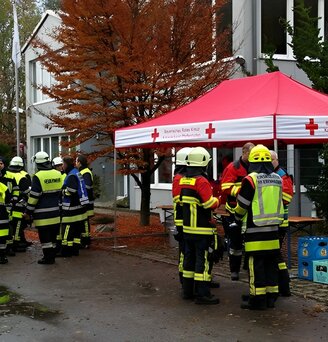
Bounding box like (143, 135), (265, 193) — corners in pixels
(34, 0), (234, 226)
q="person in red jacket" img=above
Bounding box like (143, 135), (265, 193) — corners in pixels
(220, 142), (254, 280)
(180, 147), (220, 305)
(270, 150), (294, 296)
(172, 147), (192, 285)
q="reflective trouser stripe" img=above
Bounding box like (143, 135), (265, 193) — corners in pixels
(266, 285), (279, 294)
(183, 270), (194, 278)
(62, 225), (70, 246)
(278, 262), (287, 270)
(194, 250), (211, 282)
(249, 256), (256, 296)
(178, 252), (184, 273)
(73, 238), (81, 244)
(183, 227), (214, 235)
(0, 243), (6, 249)
(0, 229), (9, 237)
(14, 220), (21, 242)
(81, 220), (90, 238)
(229, 248), (243, 256)
(41, 242), (53, 249)
(34, 217), (61, 227)
(249, 256), (266, 296)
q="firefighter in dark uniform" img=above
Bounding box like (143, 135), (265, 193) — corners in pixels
(76, 154), (94, 248)
(172, 147), (192, 285)
(7, 156), (31, 252)
(25, 151), (63, 264)
(234, 145), (284, 310)
(0, 157), (14, 257)
(0, 169), (11, 264)
(221, 142), (254, 280)
(180, 147), (220, 305)
(61, 156), (88, 257)
(270, 150), (294, 296)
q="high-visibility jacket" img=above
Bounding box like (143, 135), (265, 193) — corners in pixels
(180, 175), (219, 235)
(221, 158), (248, 214)
(275, 166), (293, 228)
(7, 171), (30, 219)
(235, 172), (284, 254)
(0, 182), (10, 241)
(172, 173), (183, 227)
(26, 169), (63, 227)
(80, 167), (94, 217)
(0, 170), (14, 193)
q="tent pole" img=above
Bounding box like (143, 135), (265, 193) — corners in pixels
(274, 139), (278, 153)
(111, 148), (126, 250)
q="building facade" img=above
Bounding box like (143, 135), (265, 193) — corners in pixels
(22, 11), (126, 203)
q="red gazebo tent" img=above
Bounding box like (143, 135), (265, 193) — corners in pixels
(115, 71), (328, 149)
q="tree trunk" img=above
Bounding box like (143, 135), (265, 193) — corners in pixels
(140, 171), (151, 226)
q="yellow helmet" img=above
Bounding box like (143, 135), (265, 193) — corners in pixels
(248, 144), (272, 163)
(176, 147), (192, 166)
(186, 147), (211, 167)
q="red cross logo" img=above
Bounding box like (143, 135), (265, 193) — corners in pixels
(305, 118), (318, 136)
(151, 128), (159, 142)
(205, 123), (215, 139)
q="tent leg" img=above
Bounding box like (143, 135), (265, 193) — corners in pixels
(111, 148), (126, 250)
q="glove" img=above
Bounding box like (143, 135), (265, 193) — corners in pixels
(209, 234), (224, 263)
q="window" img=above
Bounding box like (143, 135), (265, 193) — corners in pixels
(261, 0), (328, 57)
(216, 0), (233, 57)
(32, 135), (71, 159)
(151, 150), (173, 187)
(30, 60), (55, 103)
(261, 0), (287, 55)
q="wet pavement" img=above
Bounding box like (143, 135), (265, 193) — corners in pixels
(0, 242), (328, 341)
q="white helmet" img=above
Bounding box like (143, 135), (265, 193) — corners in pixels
(33, 151), (49, 164)
(176, 147), (192, 166)
(10, 156), (24, 167)
(52, 156), (63, 166)
(186, 147), (211, 167)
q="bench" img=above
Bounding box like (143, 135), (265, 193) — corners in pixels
(156, 205), (174, 223)
(287, 216), (324, 269)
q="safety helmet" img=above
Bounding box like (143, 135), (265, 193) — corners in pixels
(186, 147), (211, 167)
(10, 156), (24, 167)
(33, 151), (49, 164)
(52, 156), (63, 166)
(176, 147), (192, 166)
(248, 144), (272, 163)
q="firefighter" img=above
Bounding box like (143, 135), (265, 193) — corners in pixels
(25, 151), (63, 264)
(0, 169), (11, 264)
(234, 144), (284, 310)
(221, 142), (254, 280)
(76, 154), (94, 248)
(7, 156), (31, 252)
(180, 147), (220, 305)
(270, 150), (294, 296)
(172, 147), (192, 285)
(0, 157), (15, 256)
(61, 156), (88, 257)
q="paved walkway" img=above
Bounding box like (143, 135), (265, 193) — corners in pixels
(112, 229), (328, 307)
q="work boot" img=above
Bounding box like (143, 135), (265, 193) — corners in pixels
(210, 281), (220, 288)
(241, 295), (266, 310)
(241, 294), (250, 301)
(0, 255), (8, 264)
(195, 295), (220, 305)
(231, 272), (239, 281)
(6, 247), (15, 256)
(37, 257), (55, 265)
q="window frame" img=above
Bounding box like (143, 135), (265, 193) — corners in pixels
(260, 0), (326, 60)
